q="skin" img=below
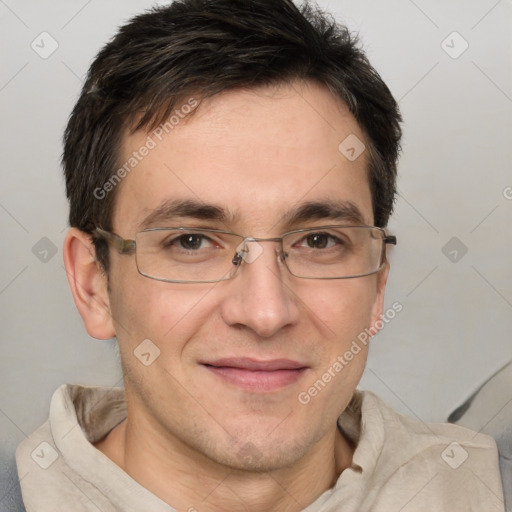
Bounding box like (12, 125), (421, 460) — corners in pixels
(64, 80), (389, 511)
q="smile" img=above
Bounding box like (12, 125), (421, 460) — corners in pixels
(201, 358), (309, 392)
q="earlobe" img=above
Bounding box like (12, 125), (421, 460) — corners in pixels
(63, 228), (115, 340)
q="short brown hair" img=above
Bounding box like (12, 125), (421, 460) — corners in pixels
(63, 0), (402, 272)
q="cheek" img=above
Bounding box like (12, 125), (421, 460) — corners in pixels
(296, 281), (375, 423)
(111, 267), (223, 374)
(302, 278), (378, 341)
(108, 265), (215, 357)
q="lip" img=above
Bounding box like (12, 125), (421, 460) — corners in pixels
(204, 357), (307, 371)
(201, 358), (309, 392)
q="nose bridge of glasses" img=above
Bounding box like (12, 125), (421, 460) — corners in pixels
(233, 236), (285, 266)
(244, 236), (282, 244)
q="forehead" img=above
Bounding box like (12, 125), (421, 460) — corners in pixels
(112, 81), (373, 234)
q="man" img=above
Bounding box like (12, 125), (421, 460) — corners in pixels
(16, 0), (504, 510)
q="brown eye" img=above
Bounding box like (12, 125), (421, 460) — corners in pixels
(162, 233), (213, 251)
(303, 233), (336, 249)
(178, 234), (204, 250)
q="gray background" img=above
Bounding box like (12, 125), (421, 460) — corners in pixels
(1, 0), (511, 505)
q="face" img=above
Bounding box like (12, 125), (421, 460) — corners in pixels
(106, 81), (388, 471)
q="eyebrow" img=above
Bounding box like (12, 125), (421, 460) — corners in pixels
(138, 199), (236, 230)
(281, 199), (366, 227)
(137, 198), (366, 231)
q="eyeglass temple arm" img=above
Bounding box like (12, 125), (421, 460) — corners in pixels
(93, 228), (136, 254)
(384, 235), (397, 246)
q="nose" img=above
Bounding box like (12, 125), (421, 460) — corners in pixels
(220, 239), (300, 338)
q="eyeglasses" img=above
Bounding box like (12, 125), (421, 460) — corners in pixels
(93, 225), (396, 283)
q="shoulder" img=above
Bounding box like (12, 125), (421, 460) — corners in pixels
(15, 384), (127, 512)
(358, 390), (505, 511)
(16, 417), (64, 511)
(16, 415), (55, 476)
(364, 389), (498, 447)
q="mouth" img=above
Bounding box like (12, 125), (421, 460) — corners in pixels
(201, 358), (309, 392)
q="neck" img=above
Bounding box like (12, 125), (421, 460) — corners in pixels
(95, 404), (354, 512)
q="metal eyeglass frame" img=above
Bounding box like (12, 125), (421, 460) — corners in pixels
(93, 225), (397, 283)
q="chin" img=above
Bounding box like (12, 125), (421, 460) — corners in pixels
(206, 432), (313, 473)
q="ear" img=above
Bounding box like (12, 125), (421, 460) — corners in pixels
(63, 227), (115, 340)
(369, 262), (390, 336)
